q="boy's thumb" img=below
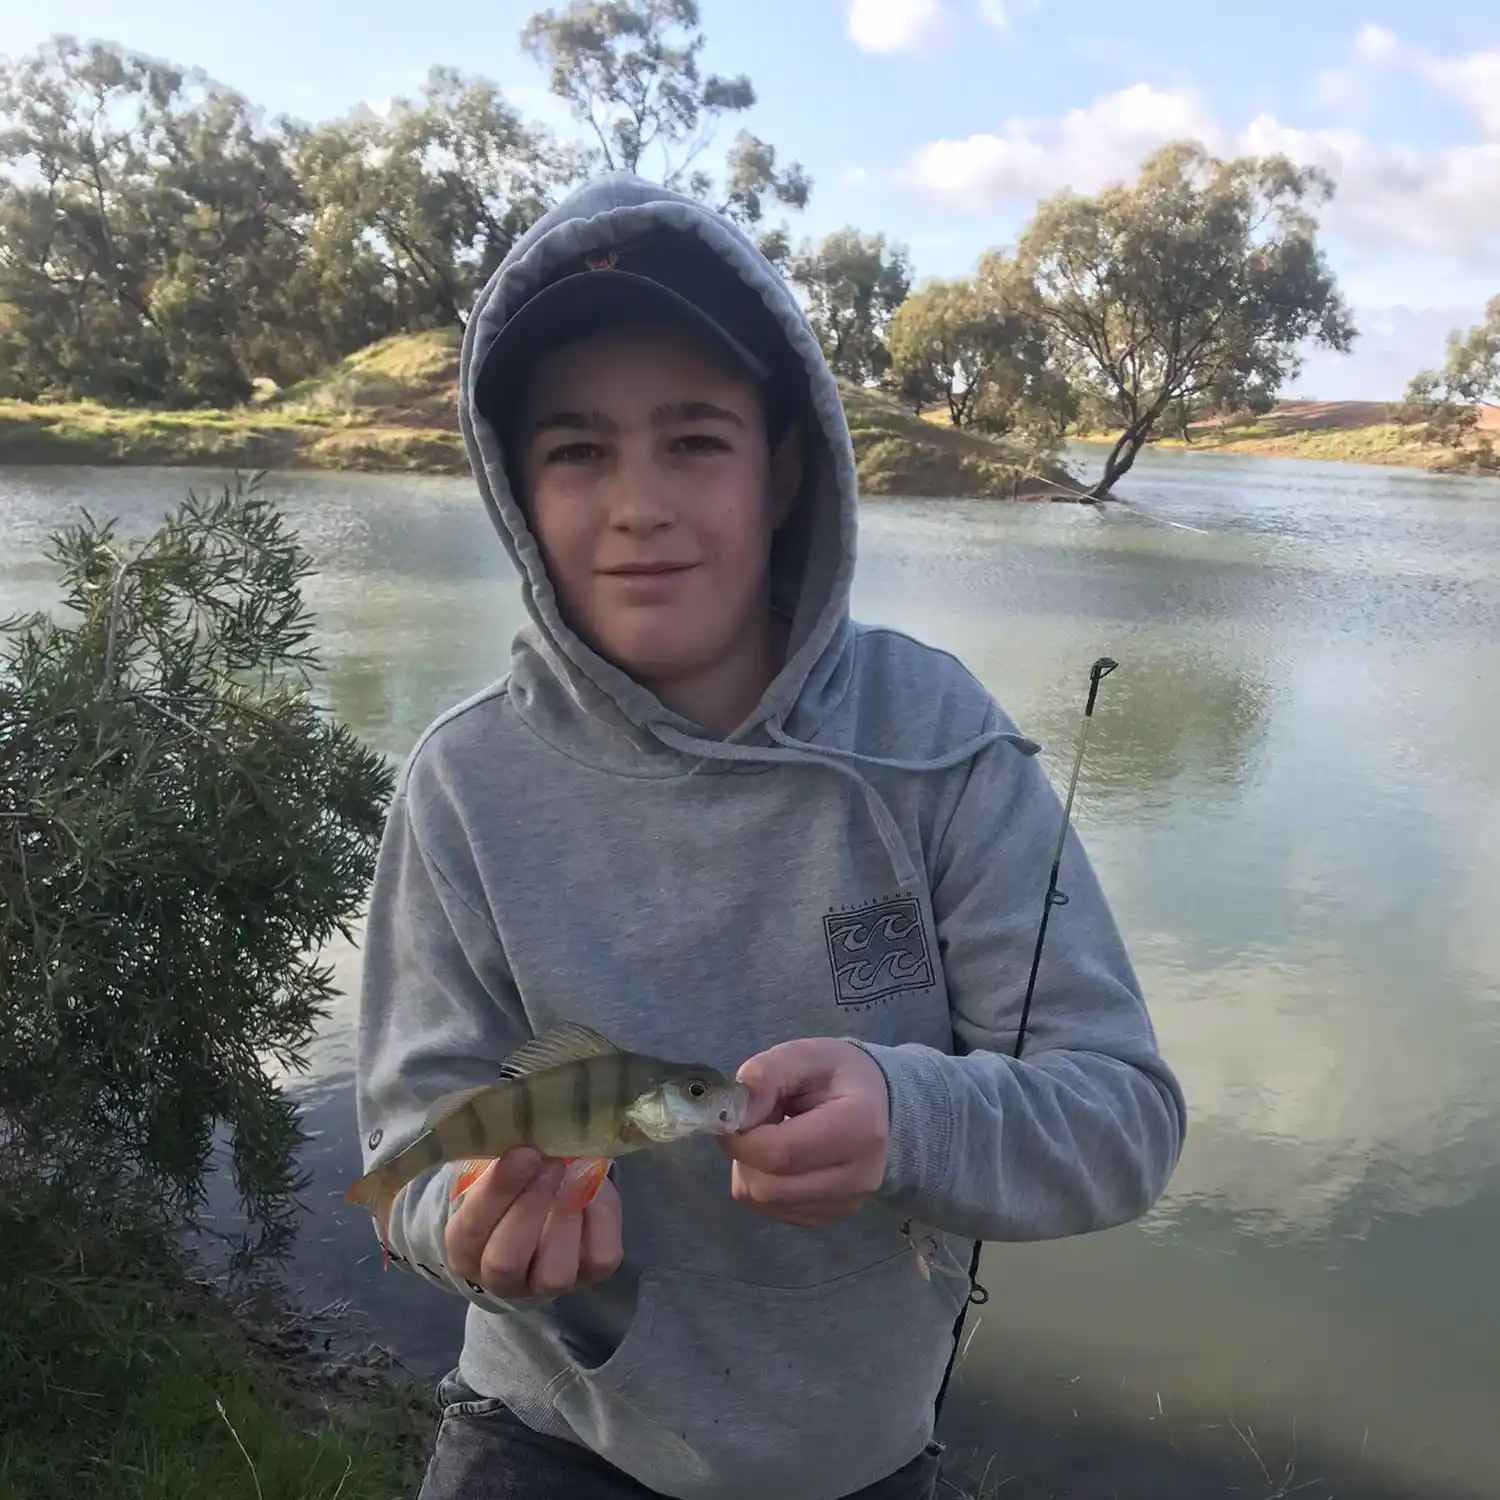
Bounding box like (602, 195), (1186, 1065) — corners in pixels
(734, 1038), (839, 1129)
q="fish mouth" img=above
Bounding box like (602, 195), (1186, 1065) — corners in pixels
(716, 1082), (753, 1134)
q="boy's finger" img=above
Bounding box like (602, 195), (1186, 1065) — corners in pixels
(528, 1200), (584, 1298)
(743, 1194), (869, 1228)
(444, 1149), (543, 1271)
(473, 1160), (564, 1293)
(721, 1098), (862, 1176)
(735, 1042), (838, 1129)
(454, 1147), (543, 1224)
(730, 1159), (872, 1209)
(578, 1182), (624, 1285)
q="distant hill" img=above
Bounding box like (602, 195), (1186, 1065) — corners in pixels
(0, 329), (1085, 499)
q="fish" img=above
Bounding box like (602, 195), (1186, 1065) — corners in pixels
(345, 1022), (751, 1264)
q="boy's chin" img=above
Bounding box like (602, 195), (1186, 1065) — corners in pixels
(592, 627), (722, 690)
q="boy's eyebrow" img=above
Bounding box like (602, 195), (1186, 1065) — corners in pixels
(650, 399), (747, 430)
(529, 409), (612, 437)
(528, 401), (749, 438)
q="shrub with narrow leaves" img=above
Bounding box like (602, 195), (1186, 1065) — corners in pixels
(0, 475), (394, 1262)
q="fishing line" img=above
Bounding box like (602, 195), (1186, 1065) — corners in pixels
(932, 654), (1120, 1429)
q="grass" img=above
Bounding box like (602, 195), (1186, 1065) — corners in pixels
(0, 329), (1086, 498)
(0, 1204), (435, 1500)
(838, 381), (1081, 498)
(1074, 399), (1500, 477)
(7, 339), (1496, 488)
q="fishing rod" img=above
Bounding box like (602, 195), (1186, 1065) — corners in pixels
(932, 653), (1119, 1425)
(1013, 654), (1118, 1060)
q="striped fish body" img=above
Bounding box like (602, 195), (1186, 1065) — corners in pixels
(346, 1023), (749, 1251)
(383, 1049), (673, 1188)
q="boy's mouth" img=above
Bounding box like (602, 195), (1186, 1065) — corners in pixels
(600, 561), (698, 576)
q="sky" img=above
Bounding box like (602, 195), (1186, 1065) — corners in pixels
(3, 0), (1498, 400)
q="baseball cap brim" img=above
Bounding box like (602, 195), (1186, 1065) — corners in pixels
(473, 267), (773, 432)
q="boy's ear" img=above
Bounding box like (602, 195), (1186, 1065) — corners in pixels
(768, 420), (804, 530)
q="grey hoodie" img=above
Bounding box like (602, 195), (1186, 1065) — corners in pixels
(353, 173), (1186, 1500)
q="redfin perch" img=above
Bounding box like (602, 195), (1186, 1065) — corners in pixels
(346, 1022), (750, 1260)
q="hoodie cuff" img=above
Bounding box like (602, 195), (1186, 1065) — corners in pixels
(846, 1040), (957, 1204)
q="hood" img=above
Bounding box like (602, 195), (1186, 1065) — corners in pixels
(457, 172), (861, 772)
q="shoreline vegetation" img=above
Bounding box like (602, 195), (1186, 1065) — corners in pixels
(1070, 398), (1500, 476)
(5, 327), (1494, 492)
(1, 327), (1492, 492)
(0, 328), (1088, 499)
(0, 1204), (437, 1500)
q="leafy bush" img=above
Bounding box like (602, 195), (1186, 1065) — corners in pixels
(0, 476), (394, 1262)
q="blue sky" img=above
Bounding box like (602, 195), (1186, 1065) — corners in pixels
(3, 0), (1497, 399)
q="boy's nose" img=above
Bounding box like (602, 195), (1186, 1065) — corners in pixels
(603, 461), (675, 533)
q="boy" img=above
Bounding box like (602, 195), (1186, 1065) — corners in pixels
(354, 172), (1187, 1500)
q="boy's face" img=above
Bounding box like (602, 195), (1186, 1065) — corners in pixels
(513, 318), (801, 699)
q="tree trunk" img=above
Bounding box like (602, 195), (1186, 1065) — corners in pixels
(1090, 423), (1149, 499)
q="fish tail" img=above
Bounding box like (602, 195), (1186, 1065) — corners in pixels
(345, 1165), (401, 1263)
(556, 1156), (611, 1214)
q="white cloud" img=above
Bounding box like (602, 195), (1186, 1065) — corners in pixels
(1309, 22), (1402, 117)
(974, 0), (1040, 33)
(846, 0), (950, 54)
(845, 0), (1039, 53)
(840, 165), (873, 188)
(1238, 114), (1500, 261)
(1422, 48), (1500, 140)
(1310, 25), (1500, 141)
(900, 83), (1218, 207)
(899, 62), (1500, 265)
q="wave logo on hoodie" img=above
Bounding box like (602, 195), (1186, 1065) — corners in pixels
(822, 897), (935, 1006)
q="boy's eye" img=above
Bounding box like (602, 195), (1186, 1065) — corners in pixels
(672, 432), (731, 455)
(545, 441), (604, 463)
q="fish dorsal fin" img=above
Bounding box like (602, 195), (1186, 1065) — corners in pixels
(422, 1083), (493, 1131)
(498, 1022), (621, 1080)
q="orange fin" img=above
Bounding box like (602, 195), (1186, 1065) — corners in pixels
(556, 1157), (611, 1214)
(450, 1157), (498, 1202)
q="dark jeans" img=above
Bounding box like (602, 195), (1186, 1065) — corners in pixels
(418, 1369), (944, 1500)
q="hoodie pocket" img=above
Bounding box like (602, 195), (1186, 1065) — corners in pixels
(547, 1249), (967, 1500)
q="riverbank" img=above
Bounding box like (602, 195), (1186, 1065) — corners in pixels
(1075, 399), (1500, 475)
(0, 329), (1084, 500)
(0, 1203), (435, 1500)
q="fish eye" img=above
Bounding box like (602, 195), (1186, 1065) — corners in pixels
(686, 1080), (707, 1099)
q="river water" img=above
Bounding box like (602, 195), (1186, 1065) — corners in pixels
(2, 450), (1497, 1500)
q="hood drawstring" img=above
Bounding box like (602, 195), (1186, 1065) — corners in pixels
(647, 717), (1040, 894)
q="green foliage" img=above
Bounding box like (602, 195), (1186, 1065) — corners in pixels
(289, 66), (578, 331)
(1394, 294), (1500, 472)
(0, 477), (394, 1261)
(885, 257), (1073, 470)
(0, 37), (316, 406)
(0, 13), (811, 398)
(1019, 140), (1356, 496)
(790, 228), (911, 383)
(520, 0), (810, 265)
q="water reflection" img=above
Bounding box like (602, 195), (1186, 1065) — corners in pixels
(5, 454), (1500, 1499)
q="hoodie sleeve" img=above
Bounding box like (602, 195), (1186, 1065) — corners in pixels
(351, 766), (531, 1307)
(852, 705), (1187, 1244)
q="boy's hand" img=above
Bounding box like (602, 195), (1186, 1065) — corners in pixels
(444, 1148), (623, 1299)
(721, 1039), (891, 1227)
